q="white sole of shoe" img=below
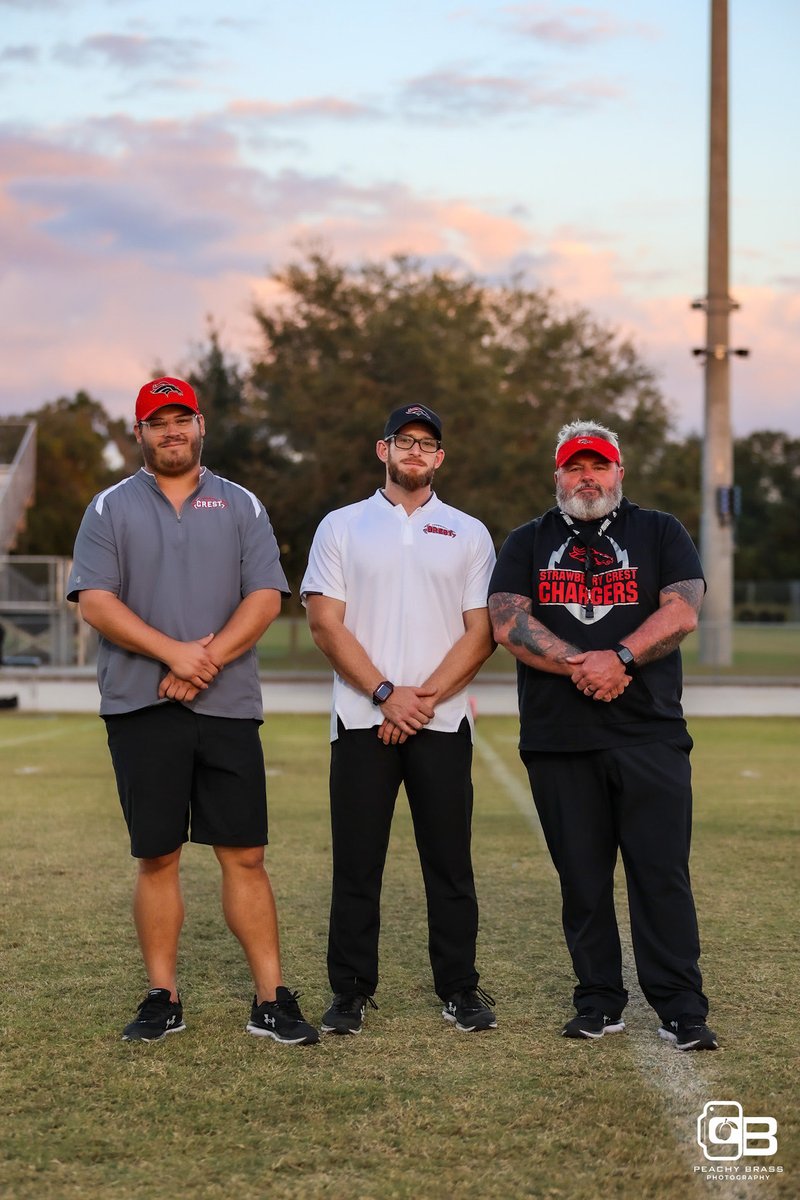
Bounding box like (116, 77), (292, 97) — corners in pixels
(658, 1027), (718, 1051)
(564, 1020), (625, 1039)
(320, 1024), (362, 1035)
(442, 1011), (497, 1032)
(122, 1022), (186, 1042)
(246, 1024), (317, 1045)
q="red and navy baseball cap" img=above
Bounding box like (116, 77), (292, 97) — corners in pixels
(135, 377), (200, 423)
(555, 434), (620, 468)
(383, 404), (442, 441)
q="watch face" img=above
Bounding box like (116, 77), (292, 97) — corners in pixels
(373, 682), (393, 703)
(617, 646), (634, 666)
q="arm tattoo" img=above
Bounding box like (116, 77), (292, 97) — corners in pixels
(489, 593), (580, 664)
(635, 578), (705, 665)
(639, 631), (687, 662)
(661, 578), (705, 615)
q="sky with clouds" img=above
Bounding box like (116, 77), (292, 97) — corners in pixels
(1, 0), (797, 436)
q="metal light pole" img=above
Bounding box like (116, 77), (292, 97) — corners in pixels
(694, 0), (746, 667)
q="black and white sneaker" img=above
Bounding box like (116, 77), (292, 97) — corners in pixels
(442, 986), (497, 1032)
(246, 987), (319, 1045)
(122, 988), (186, 1042)
(659, 1014), (719, 1051)
(321, 992), (378, 1035)
(562, 1007), (625, 1040)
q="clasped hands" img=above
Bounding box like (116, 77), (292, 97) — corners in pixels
(376, 685), (437, 745)
(158, 633), (221, 702)
(566, 649), (631, 703)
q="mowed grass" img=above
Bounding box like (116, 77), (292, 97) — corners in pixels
(0, 714), (797, 1199)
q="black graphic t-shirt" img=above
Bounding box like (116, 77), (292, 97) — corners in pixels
(489, 498), (704, 752)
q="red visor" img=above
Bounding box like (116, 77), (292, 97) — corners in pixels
(555, 435), (620, 468)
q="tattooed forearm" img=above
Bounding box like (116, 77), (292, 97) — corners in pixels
(661, 578), (705, 615)
(635, 630), (689, 664)
(489, 593), (580, 671)
(508, 617), (579, 662)
(630, 579), (704, 665)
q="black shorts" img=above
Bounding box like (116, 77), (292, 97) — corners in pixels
(104, 704), (268, 859)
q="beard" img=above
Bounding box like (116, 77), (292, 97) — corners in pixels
(387, 457), (436, 492)
(557, 477), (623, 521)
(142, 434), (203, 477)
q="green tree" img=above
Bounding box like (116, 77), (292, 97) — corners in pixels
(183, 323), (273, 491)
(13, 392), (136, 556)
(733, 431), (800, 580)
(643, 434), (702, 544)
(249, 252), (674, 591)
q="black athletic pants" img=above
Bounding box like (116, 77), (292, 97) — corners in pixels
(523, 737), (708, 1022)
(328, 718), (479, 1000)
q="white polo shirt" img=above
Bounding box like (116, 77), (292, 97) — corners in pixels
(301, 489), (496, 740)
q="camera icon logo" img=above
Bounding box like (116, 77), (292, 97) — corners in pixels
(697, 1101), (778, 1161)
(698, 1101), (744, 1160)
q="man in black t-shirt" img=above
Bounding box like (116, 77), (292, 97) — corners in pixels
(489, 419), (718, 1051)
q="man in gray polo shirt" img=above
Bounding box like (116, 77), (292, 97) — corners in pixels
(68, 376), (318, 1046)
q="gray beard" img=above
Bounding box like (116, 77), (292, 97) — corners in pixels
(388, 459), (436, 492)
(557, 479), (622, 521)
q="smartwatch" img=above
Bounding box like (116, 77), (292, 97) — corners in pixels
(613, 643), (635, 673)
(372, 681), (395, 705)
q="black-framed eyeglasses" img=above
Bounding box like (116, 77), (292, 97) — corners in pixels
(386, 433), (440, 454)
(138, 414), (200, 433)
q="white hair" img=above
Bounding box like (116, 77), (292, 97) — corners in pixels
(555, 419), (621, 459)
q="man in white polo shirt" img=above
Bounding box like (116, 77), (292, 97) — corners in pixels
(301, 403), (498, 1035)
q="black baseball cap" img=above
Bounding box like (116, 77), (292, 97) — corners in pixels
(383, 404), (442, 441)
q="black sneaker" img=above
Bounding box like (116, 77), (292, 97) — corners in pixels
(321, 992), (378, 1035)
(658, 1014), (719, 1051)
(246, 987), (320, 1045)
(442, 986), (497, 1032)
(562, 1007), (625, 1040)
(122, 988), (186, 1042)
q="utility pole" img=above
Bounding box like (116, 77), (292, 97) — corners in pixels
(692, 0), (747, 667)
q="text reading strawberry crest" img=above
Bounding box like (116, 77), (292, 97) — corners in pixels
(192, 498), (228, 510)
(538, 566), (639, 607)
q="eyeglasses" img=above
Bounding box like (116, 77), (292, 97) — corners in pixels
(386, 433), (440, 454)
(139, 414), (199, 433)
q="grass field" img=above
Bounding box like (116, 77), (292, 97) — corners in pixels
(257, 619), (800, 678)
(1, 713), (797, 1199)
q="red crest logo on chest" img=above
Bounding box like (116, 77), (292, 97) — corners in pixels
(423, 523), (456, 538)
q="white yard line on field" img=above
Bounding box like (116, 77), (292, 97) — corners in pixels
(474, 730), (745, 1198)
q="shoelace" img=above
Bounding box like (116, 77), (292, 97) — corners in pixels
(332, 993), (379, 1014)
(136, 993), (174, 1021)
(272, 989), (303, 1017)
(459, 985), (496, 1009)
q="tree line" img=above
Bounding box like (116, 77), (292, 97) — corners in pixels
(10, 252), (799, 599)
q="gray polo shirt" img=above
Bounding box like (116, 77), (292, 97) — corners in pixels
(67, 466), (289, 718)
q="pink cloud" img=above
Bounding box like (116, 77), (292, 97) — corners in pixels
(226, 97), (380, 121)
(0, 113), (795, 440)
(501, 4), (657, 45)
(401, 68), (622, 118)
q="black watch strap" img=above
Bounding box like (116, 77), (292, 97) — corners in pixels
(372, 681), (394, 705)
(613, 643), (635, 672)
